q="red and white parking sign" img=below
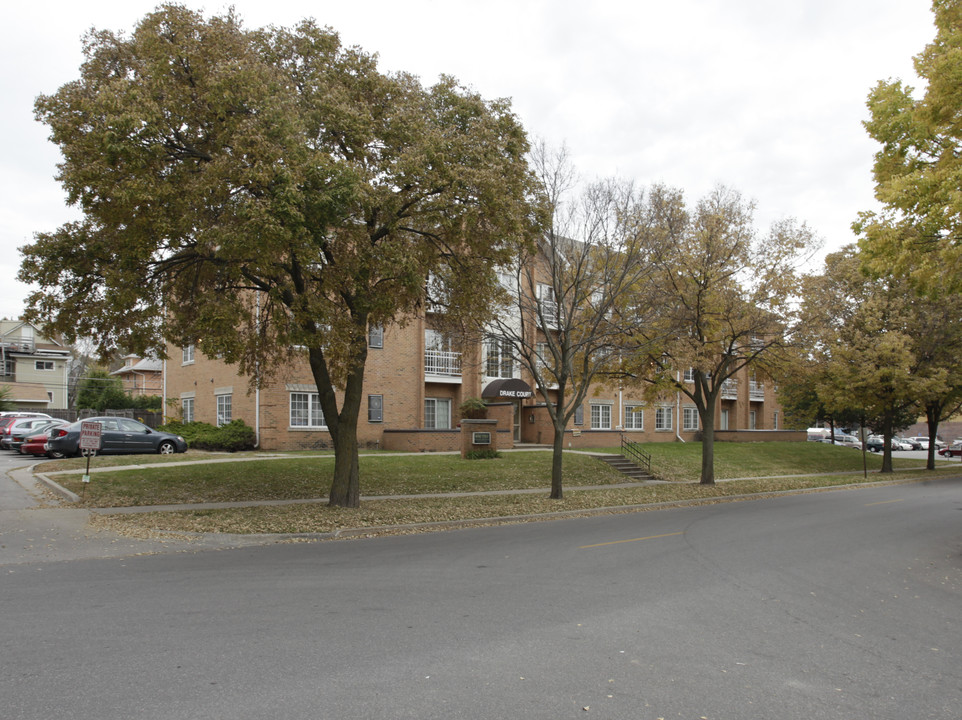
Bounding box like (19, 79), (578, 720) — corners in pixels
(79, 421), (103, 451)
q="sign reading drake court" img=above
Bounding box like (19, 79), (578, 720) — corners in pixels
(481, 378), (534, 399)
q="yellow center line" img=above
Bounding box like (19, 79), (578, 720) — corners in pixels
(865, 499), (904, 506)
(579, 531), (684, 549)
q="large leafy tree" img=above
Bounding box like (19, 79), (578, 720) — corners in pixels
(20, 5), (533, 507)
(622, 186), (815, 484)
(800, 248), (920, 472)
(857, 0), (962, 288)
(799, 246), (962, 472)
(488, 143), (666, 499)
(74, 368), (128, 412)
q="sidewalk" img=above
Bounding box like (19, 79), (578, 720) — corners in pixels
(0, 464), (283, 566)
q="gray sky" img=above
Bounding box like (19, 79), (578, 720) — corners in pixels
(0, 0), (936, 321)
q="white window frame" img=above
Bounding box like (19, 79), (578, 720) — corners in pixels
(484, 337), (515, 379)
(182, 344), (195, 364)
(182, 397), (194, 424)
(624, 405), (644, 430)
(35, 360), (54, 371)
(290, 392), (326, 428)
(750, 410), (757, 430)
(655, 406), (673, 431)
(424, 397), (452, 429)
(368, 325), (383, 349)
(590, 404), (612, 430)
(683, 406), (699, 431)
(773, 411), (778, 430)
(216, 394), (232, 427)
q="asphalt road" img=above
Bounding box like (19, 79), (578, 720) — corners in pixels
(2, 467), (961, 720)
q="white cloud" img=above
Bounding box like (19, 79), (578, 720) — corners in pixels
(0, 0), (937, 319)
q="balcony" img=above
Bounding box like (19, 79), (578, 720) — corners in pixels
(1, 339), (35, 354)
(721, 379), (738, 400)
(425, 350), (462, 383)
(749, 381), (765, 401)
(538, 299), (561, 328)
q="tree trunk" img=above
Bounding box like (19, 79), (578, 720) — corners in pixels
(925, 407), (940, 472)
(307, 326), (368, 509)
(699, 407), (715, 485)
(329, 425), (360, 507)
(326, 359), (366, 508)
(550, 424), (565, 499)
(881, 427), (893, 473)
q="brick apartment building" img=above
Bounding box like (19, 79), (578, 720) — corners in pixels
(164, 313), (790, 452)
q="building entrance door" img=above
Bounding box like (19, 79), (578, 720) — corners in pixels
(514, 401), (521, 442)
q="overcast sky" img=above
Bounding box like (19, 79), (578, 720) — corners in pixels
(0, 0), (937, 321)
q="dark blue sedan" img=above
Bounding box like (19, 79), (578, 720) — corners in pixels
(46, 417), (188, 458)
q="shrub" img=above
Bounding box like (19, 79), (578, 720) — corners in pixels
(465, 449), (501, 460)
(158, 419), (256, 452)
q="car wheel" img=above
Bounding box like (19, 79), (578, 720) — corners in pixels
(46, 450), (65, 459)
(157, 440), (175, 455)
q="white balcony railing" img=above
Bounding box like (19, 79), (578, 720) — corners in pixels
(721, 379), (738, 400)
(425, 350), (462, 378)
(749, 381), (765, 400)
(538, 299), (561, 328)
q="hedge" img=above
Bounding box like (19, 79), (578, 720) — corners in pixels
(158, 420), (256, 452)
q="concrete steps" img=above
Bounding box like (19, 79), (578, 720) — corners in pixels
(593, 454), (654, 481)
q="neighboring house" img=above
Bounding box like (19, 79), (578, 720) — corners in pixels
(0, 320), (71, 410)
(165, 288), (791, 452)
(110, 354), (163, 397)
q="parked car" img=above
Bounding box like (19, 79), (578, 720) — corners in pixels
(20, 425), (71, 459)
(0, 417), (61, 450)
(45, 417), (188, 457)
(939, 442), (962, 458)
(829, 433), (861, 448)
(2, 419), (67, 451)
(866, 435), (884, 452)
(895, 436), (922, 450)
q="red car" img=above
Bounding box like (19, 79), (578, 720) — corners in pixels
(20, 423), (69, 459)
(938, 442), (962, 458)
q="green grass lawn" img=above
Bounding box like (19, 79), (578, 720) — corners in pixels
(72, 442), (961, 537)
(48, 441), (948, 509)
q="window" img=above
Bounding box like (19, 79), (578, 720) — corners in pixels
(182, 397), (194, 423)
(424, 398), (452, 429)
(574, 404), (584, 426)
(216, 394), (232, 427)
(624, 405), (644, 430)
(182, 345), (195, 364)
(590, 404), (612, 430)
(368, 325), (383, 349)
(484, 337), (514, 378)
(1, 359), (13, 378)
(684, 368), (695, 383)
(35, 360), (54, 371)
(750, 410), (757, 430)
(655, 406), (673, 431)
(368, 395), (383, 423)
(290, 392), (325, 428)
(773, 411), (779, 430)
(720, 409), (730, 431)
(537, 283), (560, 326)
(683, 407), (699, 431)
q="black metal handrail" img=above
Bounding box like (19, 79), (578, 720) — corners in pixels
(621, 435), (651, 474)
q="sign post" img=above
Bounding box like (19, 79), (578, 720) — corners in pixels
(78, 421), (102, 498)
